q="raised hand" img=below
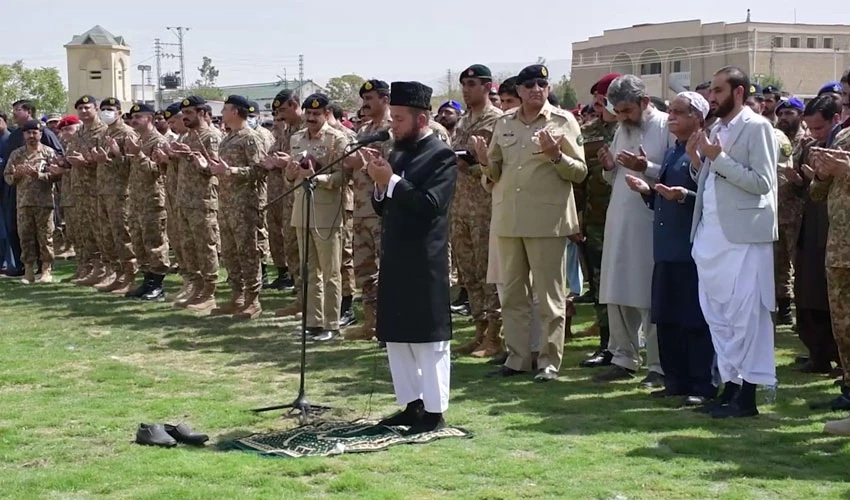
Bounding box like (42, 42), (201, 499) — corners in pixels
(470, 135), (489, 164)
(536, 129), (563, 161)
(598, 145), (615, 171)
(124, 136), (141, 155)
(697, 130), (722, 161)
(624, 174), (652, 195)
(654, 183), (689, 201)
(686, 130), (702, 171)
(616, 145), (648, 172)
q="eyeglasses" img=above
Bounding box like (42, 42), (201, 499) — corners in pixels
(522, 79), (549, 89)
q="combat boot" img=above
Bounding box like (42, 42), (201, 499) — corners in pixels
(275, 300), (302, 317)
(172, 277), (192, 303)
(21, 264), (36, 285)
(211, 288), (245, 316)
(126, 272), (154, 298)
(174, 278), (201, 308)
(141, 274), (167, 301)
(76, 260), (106, 286)
(36, 263), (53, 284)
(234, 293), (262, 320)
(108, 267), (137, 295)
(68, 263), (88, 283)
(453, 320), (487, 355)
(344, 302), (376, 341)
(93, 267), (118, 291)
(472, 317), (504, 358)
(186, 282), (217, 313)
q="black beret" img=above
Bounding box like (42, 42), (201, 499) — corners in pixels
(100, 97), (121, 110)
(225, 95), (252, 111)
(749, 83), (764, 97)
(763, 85), (781, 95)
(273, 89), (298, 111)
(516, 64), (549, 84)
(389, 81), (432, 110)
(359, 79), (389, 97)
(547, 93), (560, 107)
(21, 119), (41, 132)
(129, 103), (156, 115)
(74, 95), (97, 108)
(180, 96), (206, 110)
(164, 103), (182, 119)
(302, 93), (330, 110)
(247, 100), (260, 114)
(460, 64), (492, 83)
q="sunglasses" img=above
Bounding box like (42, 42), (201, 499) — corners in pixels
(522, 78), (549, 89)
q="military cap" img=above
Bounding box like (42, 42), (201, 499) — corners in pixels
(20, 119), (41, 132)
(389, 81), (432, 110)
(164, 103), (182, 119)
(100, 97), (121, 110)
(58, 115), (80, 129)
(516, 64), (549, 84)
(547, 93), (560, 107)
(459, 64), (492, 83)
(129, 103), (156, 115)
(248, 100), (261, 115)
(74, 95), (97, 108)
(225, 95), (253, 111)
(273, 89), (298, 111)
(438, 100), (463, 114)
(748, 83), (763, 98)
(302, 93), (330, 110)
(45, 113), (62, 123)
(762, 84), (781, 95)
(777, 97), (804, 112)
(179, 96), (206, 110)
(359, 79), (389, 97)
(593, 73), (621, 96)
(154, 109), (165, 117)
(819, 81), (842, 96)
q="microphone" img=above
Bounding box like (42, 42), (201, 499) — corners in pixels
(351, 129), (391, 146)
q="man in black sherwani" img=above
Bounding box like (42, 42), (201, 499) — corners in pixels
(367, 81), (458, 434)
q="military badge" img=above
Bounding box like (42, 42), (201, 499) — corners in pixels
(576, 134), (584, 147)
(781, 142), (792, 157)
(273, 99), (280, 108)
(311, 99), (320, 108)
(541, 67), (548, 77)
(182, 99), (190, 106)
(82, 96), (90, 103)
(365, 81), (373, 90)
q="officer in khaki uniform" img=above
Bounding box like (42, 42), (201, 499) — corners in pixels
(286, 93), (350, 342)
(478, 64), (587, 382)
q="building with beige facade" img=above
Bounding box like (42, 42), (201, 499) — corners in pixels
(571, 19), (850, 102)
(64, 26), (132, 114)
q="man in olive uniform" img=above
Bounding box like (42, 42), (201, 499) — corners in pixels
(246, 99), (274, 288)
(124, 103), (170, 301)
(285, 93), (350, 341)
(450, 64), (504, 359)
(263, 99), (294, 291)
(172, 96), (222, 313)
(91, 97), (139, 294)
(480, 64), (587, 382)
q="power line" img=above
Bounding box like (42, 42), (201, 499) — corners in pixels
(166, 26), (190, 91)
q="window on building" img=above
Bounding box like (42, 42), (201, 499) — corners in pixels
(640, 62), (662, 75)
(672, 60), (682, 73)
(807, 37), (817, 49)
(89, 70), (102, 80)
(773, 36), (783, 48)
(710, 40), (716, 52)
(578, 54), (583, 65)
(824, 37), (834, 49)
(734, 37), (740, 49)
(594, 52), (599, 63)
(790, 37), (800, 48)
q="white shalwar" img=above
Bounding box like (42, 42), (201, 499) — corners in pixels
(386, 341), (451, 413)
(692, 172), (776, 386)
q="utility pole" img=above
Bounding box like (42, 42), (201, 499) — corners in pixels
(284, 68), (288, 89)
(137, 65), (151, 103)
(298, 54), (304, 91)
(446, 69), (453, 96)
(154, 39), (163, 109)
(167, 26), (190, 91)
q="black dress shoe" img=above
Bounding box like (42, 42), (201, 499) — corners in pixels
(135, 423), (177, 447)
(485, 366), (527, 378)
(809, 393), (850, 411)
(379, 399), (424, 427)
(794, 361), (832, 374)
(795, 354), (810, 365)
(142, 285), (166, 302)
(682, 395), (712, 407)
(592, 366), (635, 383)
(450, 303), (471, 316)
(487, 352), (509, 365)
(339, 309), (357, 328)
(311, 329), (339, 342)
(640, 371), (665, 389)
(711, 401), (759, 418)
(165, 423), (209, 446)
(579, 349), (613, 368)
(405, 411), (446, 435)
(293, 327), (324, 338)
(534, 369), (558, 383)
(573, 291), (595, 304)
(650, 388), (683, 399)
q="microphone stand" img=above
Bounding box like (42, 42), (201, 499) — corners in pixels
(251, 141), (372, 422)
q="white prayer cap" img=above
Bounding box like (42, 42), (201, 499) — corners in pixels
(677, 91), (709, 119)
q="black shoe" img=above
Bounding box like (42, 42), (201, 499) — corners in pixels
(4, 268), (24, 277)
(579, 349), (613, 368)
(809, 393), (850, 411)
(573, 291), (595, 304)
(451, 287), (468, 307)
(650, 388), (681, 399)
(141, 274), (166, 301)
(280, 275), (295, 290)
(379, 399), (424, 427)
(339, 309), (357, 328)
(450, 303), (471, 316)
(405, 411), (446, 435)
(640, 371), (665, 389)
(592, 366), (635, 383)
(311, 329), (339, 342)
(135, 423), (177, 447)
(164, 423), (209, 446)
(485, 366), (527, 378)
(711, 400), (759, 418)
(682, 395), (713, 407)
(794, 361), (833, 374)
(487, 352), (509, 365)
(125, 272), (154, 298)
(694, 382), (739, 413)
(534, 369), (558, 383)
(294, 326), (323, 338)
(795, 354), (810, 365)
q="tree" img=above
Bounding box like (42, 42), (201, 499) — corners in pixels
(197, 56), (219, 87)
(188, 56), (224, 101)
(326, 74), (366, 111)
(0, 60), (66, 115)
(553, 75), (579, 110)
(754, 74), (784, 90)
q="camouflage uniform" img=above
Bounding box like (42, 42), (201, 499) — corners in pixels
(216, 125), (267, 310)
(3, 144), (58, 268)
(266, 129), (290, 270)
(451, 103), (504, 354)
(128, 129), (170, 275)
(67, 120), (108, 273)
(775, 127), (806, 305)
(580, 118), (617, 349)
(164, 133), (184, 275)
(333, 122), (357, 299)
(58, 136), (78, 256)
(96, 120), (138, 278)
(252, 125), (275, 264)
(811, 126), (850, 385)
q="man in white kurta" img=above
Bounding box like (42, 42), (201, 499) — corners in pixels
(690, 67), (777, 419)
(596, 75), (673, 385)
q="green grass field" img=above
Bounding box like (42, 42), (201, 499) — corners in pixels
(1, 260), (848, 499)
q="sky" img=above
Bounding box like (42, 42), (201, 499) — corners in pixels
(0, 0), (843, 92)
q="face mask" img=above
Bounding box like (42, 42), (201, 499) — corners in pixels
(99, 110), (117, 125)
(247, 117), (258, 129)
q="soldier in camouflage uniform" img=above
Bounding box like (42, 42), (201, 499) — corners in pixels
(774, 97), (809, 325)
(3, 121), (58, 284)
(124, 103), (170, 301)
(577, 74), (619, 368)
(171, 96), (222, 313)
(248, 99), (274, 287)
(206, 95), (268, 319)
(450, 64), (504, 358)
(63, 95), (108, 285)
(263, 106), (294, 289)
(55, 117), (81, 262)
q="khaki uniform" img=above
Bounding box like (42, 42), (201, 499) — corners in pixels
(451, 103), (503, 334)
(290, 122), (348, 330)
(4, 144), (58, 267)
(485, 102), (587, 373)
(217, 124), (268, 300)
(332, 122), (357, 298)
(177, 126), (222, 286)
(67, 120), (108, 268)
(775, 126), (807, 302)
(811, 126), (850, 385)
(266, 129), (290, 270)
(96, 121), (138, 275)
(58, 136), (78, 254)
(128, 129), (170, 275)
(164, 133), (184, 275)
